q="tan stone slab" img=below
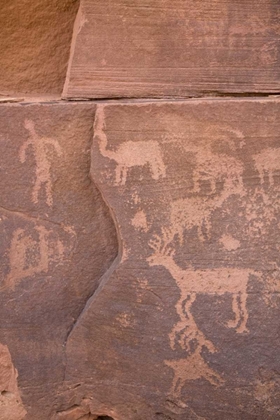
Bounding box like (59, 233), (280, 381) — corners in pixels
(58, 99), (280, 420)
(0, 0), (79, 96)
(0, 103), (117, 420)
(64, 0), (280, 99)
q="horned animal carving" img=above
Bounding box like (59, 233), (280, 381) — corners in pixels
(94, 106), (166, 185)
(148, 235), (261, 345)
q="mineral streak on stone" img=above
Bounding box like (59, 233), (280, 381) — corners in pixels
(59, 99), (280, 420)
(0, 0), (80, 96)
(0, 103), (118, 420)
(63, 0), (280, 99)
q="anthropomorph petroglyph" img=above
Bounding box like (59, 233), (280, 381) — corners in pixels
(19, 119), (62, 206)
(253, 147), (280, 187)
(94, 106), (166, 185)
(3, 225), (66, 291)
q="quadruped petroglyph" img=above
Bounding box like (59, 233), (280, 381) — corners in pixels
(20, 119), (62, 206)
(94, 106), (166, 185)
(253, 147), (280, 187)
(92, 103), (280, 410)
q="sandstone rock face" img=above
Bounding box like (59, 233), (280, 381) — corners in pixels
(0, 0), (79, 96)
(0, 103), (118, 419)
(53, 99), (280, 420)
(0, 343), (26, 420)
(63, 0), (280, 99)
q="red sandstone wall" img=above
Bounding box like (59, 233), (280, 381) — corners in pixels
(0, 1), (279, 420)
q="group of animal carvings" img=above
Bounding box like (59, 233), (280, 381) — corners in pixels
(94, 105), (280, 400)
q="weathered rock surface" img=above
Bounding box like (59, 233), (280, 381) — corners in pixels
(0, 343), (26, 420)
(0, 0), (80, 96)
(56, 99), (280, 420)
(0, 102), (118, 419)
(64, 0), (280, 99)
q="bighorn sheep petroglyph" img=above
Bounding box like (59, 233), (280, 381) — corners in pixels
(94, 106), (166, 185)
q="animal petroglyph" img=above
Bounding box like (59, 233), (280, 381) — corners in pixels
(165, 345), (224, 400)
(3, 225), (68, 291)
(164, 288), (223, 398)
(0, 343), (26, 419)
(168, 184), (244, 244)
(148, 235), (261, 341)
(19, 119), (62, 206)
(253, 147), (280, 187)
(181, 127), (244, 194)
(94, 106), (166, 185)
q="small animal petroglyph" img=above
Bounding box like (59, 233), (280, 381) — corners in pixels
(164, 294), (223, 399)
(181, 127), (244, 194)
(165, 343), (224, 399)
(168, 184), (243, 244)
(148, 235), (261, 340)
(3, 225), (65, 291)
(94, 106), (166, 185)
(253, 147), (280, 187)
(20, 119), (62, 206)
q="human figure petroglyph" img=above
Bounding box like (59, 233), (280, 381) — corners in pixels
(148, 235), (261, 340)
(253, 147), (280, 187)
(3, 225), (65, 291)
(94, 106), (166, 185)
(19, 119), (62, 206)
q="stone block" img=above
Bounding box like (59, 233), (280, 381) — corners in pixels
(64, 0), (280, 98)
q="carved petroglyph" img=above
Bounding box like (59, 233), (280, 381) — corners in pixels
(94, 106), (166, 185)
(165, 345), (224, 400)
(0, 343), (26, 419)
(3, 224), (73, 291)
(20, 119), (62, 206)
(131, 210), (149, 232)
(148, 236), (259, 337)
(168, 184), (243, 244)
(219, 234), (241, 251)
(179, 126), (244, 194)
(253, 147), (280, 187)
(147, 232), (261, 398)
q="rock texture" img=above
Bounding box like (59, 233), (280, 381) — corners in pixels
(54, 99), (280, 420)
(63, 0), (280, 99)
(0, 0), (80, 96)
(0, 343), (26, 420)
(0, 103), (118, 419)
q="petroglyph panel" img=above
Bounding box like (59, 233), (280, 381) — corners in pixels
(64, 0), (280, 98)
(61, 99), (280, 420)
(0, 103), (118, 420)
